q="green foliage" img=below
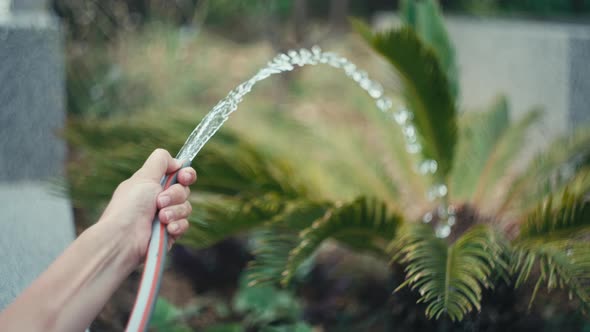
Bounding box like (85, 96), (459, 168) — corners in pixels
(282, 197), (402, 285)
(450, 97), (542, 203)
(149, 298), (193, 332)
(400, 0), (459, 99)
(499, 129), (590, 215)
(394, 224), (506, 321)
(232, 276), (313, 331)
(513, 182), (590, 312)
(353, 21), (457, 179)
(471, 107), (542, 207)
(63, 8), (590, 325)
(245, 202), (328, 286)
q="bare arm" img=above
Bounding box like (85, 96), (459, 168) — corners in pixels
(0, 149), (197, 332)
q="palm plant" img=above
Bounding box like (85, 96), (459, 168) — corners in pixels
(65, 0), (590, 324)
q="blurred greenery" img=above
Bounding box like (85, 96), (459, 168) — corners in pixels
(60, 0), (590, 330)
(149, 276), (312, 332)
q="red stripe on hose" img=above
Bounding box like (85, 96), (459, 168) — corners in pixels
(137, 222), (166, 331)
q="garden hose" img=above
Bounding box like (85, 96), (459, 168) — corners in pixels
(125, 160), (191, 332)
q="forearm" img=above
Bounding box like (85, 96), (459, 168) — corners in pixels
(0, 220), (135, 332)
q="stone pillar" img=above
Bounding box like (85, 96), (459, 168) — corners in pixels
(0, 0), (74, 309)
(568, 36), (590, 128)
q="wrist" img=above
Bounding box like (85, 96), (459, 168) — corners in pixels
(89, 219), (139, 275)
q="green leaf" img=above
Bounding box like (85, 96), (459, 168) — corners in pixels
(394, 224), (506, 321)
(282, 197), (402, 286)
(149, 298), (193, 332)
(353, 21), (458, 178)
(400, 0), (459, 99)
(498, 128), (590, 215)
(518, 182), (590, 239)
(204, 324), (244, 332)
(450, 96), (511, 201)
(245, 202), (330, 286)
(260, 323), (313, 332)
(514, 184), (590, 312)
(234, 279), (302, 326)
(182, 193), (289, 248)
(471, 107), (542, 207)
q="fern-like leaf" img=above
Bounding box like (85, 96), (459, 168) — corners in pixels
(352, 21), (457, 178)
(182, 193), (288, 248)
(245, 202), (330, 286)
(281, 197), (402, 286)
(394, 224), (505, 321)
(498, 129), (590, 215)
(514, 184), (590, 312)
(450, 97), (511, 201)
(400, 0), (459, 99)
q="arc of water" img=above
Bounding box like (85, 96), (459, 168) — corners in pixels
(126, 46), (451, 332)
(176, 46), (426, 163)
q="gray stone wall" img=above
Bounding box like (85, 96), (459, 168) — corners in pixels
(0, 0), (74, 309)
(374, 14), (590, 146)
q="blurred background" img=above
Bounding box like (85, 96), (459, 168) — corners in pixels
(1, 0), (590, 331)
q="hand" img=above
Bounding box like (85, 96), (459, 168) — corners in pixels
(99, 149), (197, 266)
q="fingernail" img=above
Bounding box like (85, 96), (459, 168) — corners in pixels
(165, 210), (174, 221)
(159, 195), (170, 207)
(169, 222), (179, 232)
(185, 172), (193, 182)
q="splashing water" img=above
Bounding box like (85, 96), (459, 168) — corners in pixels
(175, 46), (450, 231)
(176, 46), (423, 163)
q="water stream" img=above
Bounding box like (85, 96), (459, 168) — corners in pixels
(175, 46), (452, 237)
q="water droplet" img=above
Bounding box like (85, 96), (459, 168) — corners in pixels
(368, 83), (383, 98)
(376, 98), (392, 112)
(436, 224), (451, 238)
(447, 216), (456, 226)
(418, 159), (438, 175)
(394, 109), (410, 125)
(311, 45), (322, 55)
(403, 125), (416, 138)
(279, 53), (290, 62)
(344, 63), (357, 74)
(447, 205), (455, 216)
(437, 184), (448, 197)
(423, 212), (433, 223)
(406, 143), (421, 154)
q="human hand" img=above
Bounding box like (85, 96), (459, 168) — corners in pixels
(99, 149), (197, 267)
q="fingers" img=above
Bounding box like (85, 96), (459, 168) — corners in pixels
(167, 218), (189, 236)
(137, 148), (182, 182)
(159, 201), (192, 223)
(157, 183), (190, 209)
(167, 219), (189, 250)
(177, 167), (197, 186)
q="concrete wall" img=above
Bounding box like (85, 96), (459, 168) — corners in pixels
(0, 0), (74, 309)
(374, 14), (590, 145)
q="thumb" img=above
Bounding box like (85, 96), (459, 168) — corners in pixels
(135, 149), (181, 181)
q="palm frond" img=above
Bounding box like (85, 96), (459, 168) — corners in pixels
(65, 113), (310, 209)
(498, 129), (590, 216)
(353, 21), (457, 178)
(471, 107), (542, 208)
(245, 228), (301, 287)
(450, 96), (511, 202)
(245, 202), (331, 286)
(281, 197), (403, 286)
(182, 193), (288, 248)
(518, 181), (590, 239)
(513, 183), (590, 312)
(394, 224), (506, 321)
(400, 0), (459, 99)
